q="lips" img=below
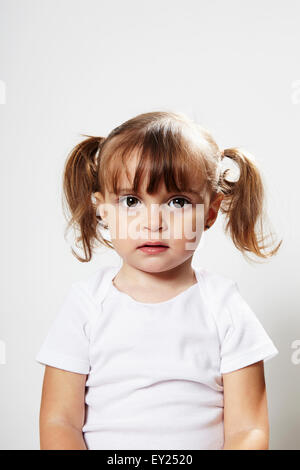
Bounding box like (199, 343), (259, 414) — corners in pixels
(138, 241), (169, 248)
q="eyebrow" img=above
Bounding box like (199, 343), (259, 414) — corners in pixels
(110, 188), (203, 196)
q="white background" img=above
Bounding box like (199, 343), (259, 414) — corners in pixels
(0, 0), (299, 450)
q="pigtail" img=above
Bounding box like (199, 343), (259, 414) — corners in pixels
(218, 147), (282, 262)
(62, 134), (112, 263)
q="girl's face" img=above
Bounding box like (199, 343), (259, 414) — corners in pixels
(94, 154), (220, 273)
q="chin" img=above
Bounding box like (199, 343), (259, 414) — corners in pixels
(135, 262), (170, 274)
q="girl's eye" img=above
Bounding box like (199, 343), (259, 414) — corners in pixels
(168, 197), (191, 209)
(117, 195), (191, 210)
(118, 195), (141, 208)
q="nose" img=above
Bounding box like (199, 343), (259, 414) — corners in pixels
(142, 203), (165, 232)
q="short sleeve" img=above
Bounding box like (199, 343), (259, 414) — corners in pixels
(35, 282), (95, 374)
(220, 281), (279, 375)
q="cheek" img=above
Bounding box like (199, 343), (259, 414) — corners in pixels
(109, 210), (141, 241)
(171, 210), (198, 237)
(171, 210), (204, 249)
(189, 205), (205, 233)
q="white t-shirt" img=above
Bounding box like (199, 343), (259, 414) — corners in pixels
(35, 264), (279, 450)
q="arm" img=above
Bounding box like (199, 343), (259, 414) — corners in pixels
(222, 360), (270, 450)
(39, 365), (88, 450)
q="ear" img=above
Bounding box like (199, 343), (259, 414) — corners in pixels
(93, 191), (105, 204)
(92, 191), (107, 220)
(205, 192), (224, 230)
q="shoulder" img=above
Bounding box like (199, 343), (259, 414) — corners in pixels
(195, 266), (237, 303)
(194, 266), (239, 340)
(72, 263), (119, 306)
(53, 264), (118, 329)
(195, 267), (268, 343)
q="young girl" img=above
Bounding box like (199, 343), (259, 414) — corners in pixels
(36, 111), (281, 450)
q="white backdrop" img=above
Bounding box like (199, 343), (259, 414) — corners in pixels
(0, 0), (299, 450)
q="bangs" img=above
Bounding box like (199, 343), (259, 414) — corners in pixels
(99, 120), (212, 198)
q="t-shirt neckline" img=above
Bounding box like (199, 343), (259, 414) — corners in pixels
(109, 268), (200, 307)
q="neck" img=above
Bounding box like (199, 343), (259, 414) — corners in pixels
(114, 257), (197, 292)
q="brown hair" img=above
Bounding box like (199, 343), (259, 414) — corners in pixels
(62, 110), (282, 263)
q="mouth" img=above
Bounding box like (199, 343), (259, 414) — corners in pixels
(137, 242), (169, 248)
(137, 241), (169, 254)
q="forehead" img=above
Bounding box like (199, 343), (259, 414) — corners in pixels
(107, 151), (206, 196)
